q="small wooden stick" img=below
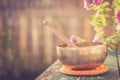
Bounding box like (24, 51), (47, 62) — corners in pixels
(43, 20), (77, 47)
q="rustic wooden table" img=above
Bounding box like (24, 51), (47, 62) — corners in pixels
(35, 52), (120, 80)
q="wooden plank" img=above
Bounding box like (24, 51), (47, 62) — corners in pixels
(18, 14), (28, 51)
(83, 18), (94, 41)
(44, 17), (54, 65)
(31, 14), (39, 55)
(0, 15), (3, 30)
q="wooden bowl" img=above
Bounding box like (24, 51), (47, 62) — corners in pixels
(57, 42), (108, 70)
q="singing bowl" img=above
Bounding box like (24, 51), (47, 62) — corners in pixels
(57, 42), (108, 70)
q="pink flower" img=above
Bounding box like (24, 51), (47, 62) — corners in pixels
(93, 0), (103, 6)
(92, 35), (100, 42)
(116, 11), (120, 23)
(70, 35), (77, 43)
(92, 34), (107, 42)
(84, 0), (92, 10)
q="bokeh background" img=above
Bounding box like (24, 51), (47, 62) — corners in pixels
(0, 0), (113, 80)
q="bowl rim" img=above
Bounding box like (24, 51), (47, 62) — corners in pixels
(57, 42), (105, 48)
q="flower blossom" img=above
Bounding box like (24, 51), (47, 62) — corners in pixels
(92, 35), (100, 42)
(116, 10), (120, 23)
(93, 0), (103, 6)
(70, 35), (77, 43)
(83, 0), (92, 10)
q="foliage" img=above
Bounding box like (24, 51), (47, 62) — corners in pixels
(90, 0), (120, 51)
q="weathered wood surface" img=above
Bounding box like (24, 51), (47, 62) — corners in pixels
(36, 52), (120, 80)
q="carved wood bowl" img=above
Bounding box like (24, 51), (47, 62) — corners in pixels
(57, 42), (108, 70)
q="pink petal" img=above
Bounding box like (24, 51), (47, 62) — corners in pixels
(84, 0), (92, 10)
(70, 35), (77, 43)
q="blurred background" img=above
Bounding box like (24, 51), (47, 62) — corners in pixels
(0, 0), (113, 80)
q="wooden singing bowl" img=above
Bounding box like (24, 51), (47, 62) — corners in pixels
(57, 42), (108, 70)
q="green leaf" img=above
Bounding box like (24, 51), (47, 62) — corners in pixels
(107, 17), (115, 26)
(102, 2), (110, 7)
(105, 8), (112, 12)
(92, 5), (100, 10)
